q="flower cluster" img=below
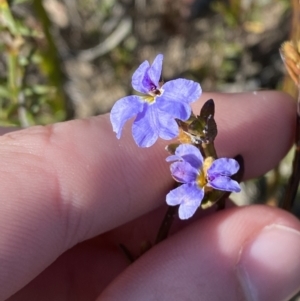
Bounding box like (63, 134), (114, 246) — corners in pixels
(110, 54), (202, 147)
(166, 144), (240, 219)
(110, 54), (241, 220)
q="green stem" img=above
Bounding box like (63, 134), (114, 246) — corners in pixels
(32, 0), (73, 120)
(7, 51), (18, 102)
(32, 0), (62, 85)
(201, 141), (217, 159)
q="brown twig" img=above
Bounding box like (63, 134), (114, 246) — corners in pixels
(282, 113), (300, 210)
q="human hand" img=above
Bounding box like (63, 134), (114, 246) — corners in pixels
(1, 91), (300, 301)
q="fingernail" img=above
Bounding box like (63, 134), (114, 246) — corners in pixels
(236, 224), (300, 301)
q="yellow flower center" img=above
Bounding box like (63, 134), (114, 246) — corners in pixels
(142, 88), (163, 104)
(196, 171), (207, 188)
(143, 95), (156, 104)
(196, 156), (215, 188)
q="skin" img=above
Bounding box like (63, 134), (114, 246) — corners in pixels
(0, 91), (299, 301)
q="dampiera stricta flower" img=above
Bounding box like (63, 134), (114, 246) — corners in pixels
(166, 144), (241, 220)
(110, 54), (202, 147)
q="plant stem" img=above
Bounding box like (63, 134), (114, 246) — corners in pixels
(155, 204), (177, 244)
(201, 141), (217, 159)
(119, 244), (135, 263)
(32, 0), (74, 120)
(282, 113), (300, 211)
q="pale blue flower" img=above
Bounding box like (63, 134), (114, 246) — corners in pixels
(166, 144), (241, 219)
(110, 54), (202, 147)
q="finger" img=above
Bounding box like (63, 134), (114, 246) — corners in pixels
(6, 238), (129, 301)
(0, 91), (295, 299)
(0, 127), (18, 136)
(5, 201), (234, 301)
(98, 205), (300, 301)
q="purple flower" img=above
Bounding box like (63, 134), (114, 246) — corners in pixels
(166, 144), (241, 220)
(110, 54), (202, 147)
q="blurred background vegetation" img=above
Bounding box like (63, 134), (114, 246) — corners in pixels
(0, 0), (300, 298)
(0, 0), (292, 124)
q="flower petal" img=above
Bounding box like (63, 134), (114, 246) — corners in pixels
(157, 111), (179, 140)
(166, 154), (181, 162)
(170, 161), (198, 183)
(132, 105), (159, 147)
(110, 95), (144, 139)
(131, 55), (163, 94)
(175, 144), (203, 169)
(208, 176), (241, 192)
(131, 60), (150, 94)
(161, 78), (202, 105)
(147, 54), (163, 88)
(208, 158), (240, 177)
(166, 183), (204, 220)
(156, 96), (191, 121)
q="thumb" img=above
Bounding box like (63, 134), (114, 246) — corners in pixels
(98, 205), (300, 301)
